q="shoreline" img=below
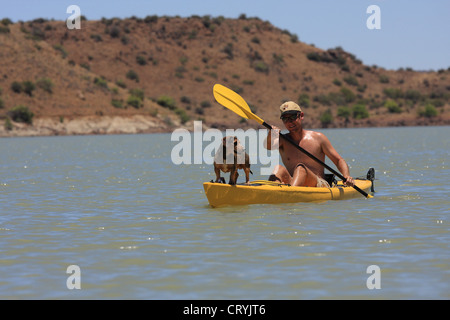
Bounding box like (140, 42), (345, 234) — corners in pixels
(1, 114), (449, 138)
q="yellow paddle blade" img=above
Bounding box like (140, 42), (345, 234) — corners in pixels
(213, 84), (264, 125)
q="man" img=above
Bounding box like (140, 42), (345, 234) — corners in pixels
(265, 101), (355, 187)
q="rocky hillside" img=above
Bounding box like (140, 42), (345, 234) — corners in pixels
(0, 15), (449, 136)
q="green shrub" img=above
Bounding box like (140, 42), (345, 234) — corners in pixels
(404, 90), (422, 103)
(121, 35), (129, 45)
(116, 80), (126, 88)
(418, 104), (438, 117)
(385, 100), (402, 113)
(127, 95), (143, 109)
(343, 75), (358, 86)
(109, 26), (120, 38)
(200, 101), (211, 108)
(11, 81), (23, 93)
(313, 94), (332, 106)
(136, 55), (147, 66)
(306, 52), (321, 62)
(379, 74), (390, 83)
(175, 108), (190, 124)
(337, 106), (351, 120)
(0, 96), (4, 109)
(93, 77), (108, 89)
(222, 43), (234, 60)
(90, 34), (103, 42)
(4, 117), (13, 131)
(333, 79), (342, 86)
(0, 26), (10, 33)
(429, 99), (444, 108)
(180, 96), (191, 104)
(144, 15), (158, 24)
(22, 81), (36, 96)
(357, 84), (367, 93)
(272, 53), (284, 65)
(340, 87), (356, 103)
(157, 95), (176, 110)
(290, 34), (299, 43)
(254, 61), (269, 73)
(111, 99), (124, 108)
(230, 85), (243, 94)
(383, 88), (403, 99)
(298, 93), (310, 108)
(8, 105), (34, 124)
(352, 104), (369, 119)
(53, 44), (67, 58)
(126, 70), (139, 82)
(30, 26), (45, 40)
(340, 64), (350, 72)
(179, 56), (188, 65)
(36, 78), (54, 93)
(319, 109), (333, 126)
(251, 36), (260, 44)
(188, 30), (198, 39)
(1, 18), (13, 26)
(129, 88), (144, 101)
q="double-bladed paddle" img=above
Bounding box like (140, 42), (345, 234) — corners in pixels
(213, 83), (373, 199)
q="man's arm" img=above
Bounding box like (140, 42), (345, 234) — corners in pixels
(320, 133), (355, 186)
(264, 127), (281, 151)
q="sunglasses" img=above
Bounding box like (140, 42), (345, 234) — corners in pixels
(281, 113), (300, 122)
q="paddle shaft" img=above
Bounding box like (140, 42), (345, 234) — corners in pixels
(262, 121), (371, 198)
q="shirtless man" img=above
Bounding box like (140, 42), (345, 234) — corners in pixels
(265, 101), (355, 187)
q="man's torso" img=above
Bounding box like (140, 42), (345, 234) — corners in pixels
(279, 130), (326, 178)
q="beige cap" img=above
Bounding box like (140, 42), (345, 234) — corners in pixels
(280, 101), (302, 116)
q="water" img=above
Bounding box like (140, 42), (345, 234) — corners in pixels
(0, 126), (448, 299)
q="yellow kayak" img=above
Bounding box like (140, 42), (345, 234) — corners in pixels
(203, 179), (374, 208)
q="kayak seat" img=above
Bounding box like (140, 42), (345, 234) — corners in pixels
(324, 173), (337, 187)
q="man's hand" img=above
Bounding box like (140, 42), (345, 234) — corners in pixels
(344, 176), (355, 187)
(266, 126), (281, 150)
(269, 125), (281, 133)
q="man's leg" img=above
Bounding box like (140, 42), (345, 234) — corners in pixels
(268, 165), (292, 184)
(291, 163), (318, 187)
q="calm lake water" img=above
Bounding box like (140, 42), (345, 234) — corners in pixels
(0, 126), (448, 299)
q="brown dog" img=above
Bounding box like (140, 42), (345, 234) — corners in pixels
(214, 136), (253, 185)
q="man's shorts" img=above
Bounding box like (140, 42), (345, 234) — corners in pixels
(317, 176), (330, 188)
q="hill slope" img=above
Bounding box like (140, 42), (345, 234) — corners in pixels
(0, 16), (449, 136)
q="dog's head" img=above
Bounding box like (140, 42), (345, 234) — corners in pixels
(214, 136), (246, 165)
(222, 136), (244, 154)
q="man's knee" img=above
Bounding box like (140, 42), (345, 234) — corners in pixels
(294, 163), (307, 172)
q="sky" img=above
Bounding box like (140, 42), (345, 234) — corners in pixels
(1, 0), (449, 71)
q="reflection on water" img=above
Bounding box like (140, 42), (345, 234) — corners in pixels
(0, 127), (449, 299)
